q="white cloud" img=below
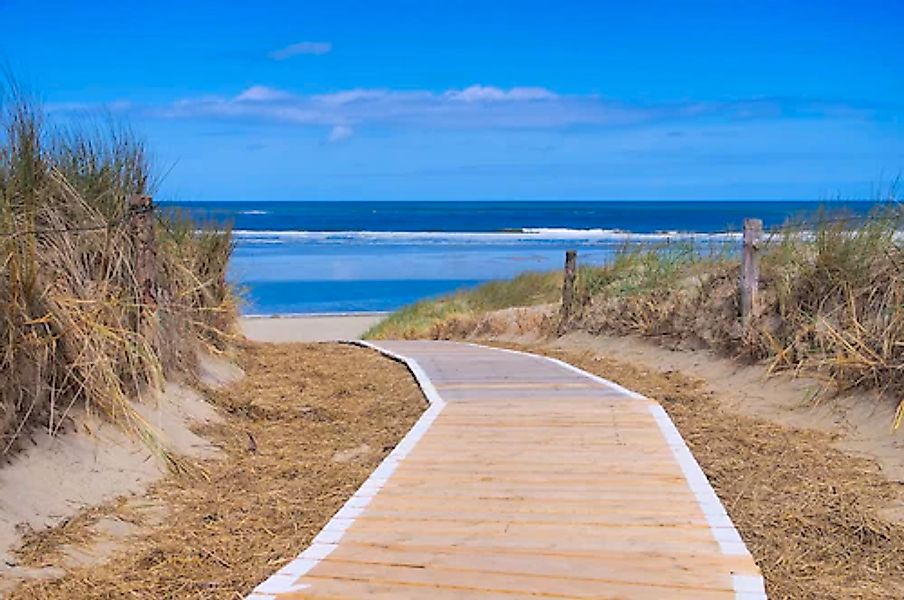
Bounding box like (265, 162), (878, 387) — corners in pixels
(268, 41), (332, 60)
(235, 86), (293, 102)
(327, 125), (353, 143)
(312, 89), (396, 105)
(444, 85), (558, 103)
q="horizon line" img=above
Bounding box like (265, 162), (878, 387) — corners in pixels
(161, 198), (886, 203)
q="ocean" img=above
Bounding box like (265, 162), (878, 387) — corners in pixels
(167, 200), (879, 315)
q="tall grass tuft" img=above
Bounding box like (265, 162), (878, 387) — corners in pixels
(759, 205), (904, 398)
(0, 85), (235, 458)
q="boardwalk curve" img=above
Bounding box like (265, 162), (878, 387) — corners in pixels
(248, 340), (765, 599)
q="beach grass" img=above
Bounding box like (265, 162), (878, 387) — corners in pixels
(364, 270), (563, 339)
(0, 84), (235, 457)
(365, 243), (722, 339)
(368, 204), (904, 409)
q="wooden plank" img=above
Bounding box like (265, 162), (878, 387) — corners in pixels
(310, 543), (749, 591)
(294, 559), (741, 599)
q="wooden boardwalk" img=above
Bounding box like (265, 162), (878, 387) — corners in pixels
(249, 341), (765, 599)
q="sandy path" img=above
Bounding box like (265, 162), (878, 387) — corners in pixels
(240, 314), (387, 342)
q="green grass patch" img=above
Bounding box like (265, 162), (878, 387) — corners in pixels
(365, 244), (712, 339)
(365, 271), (563, 339)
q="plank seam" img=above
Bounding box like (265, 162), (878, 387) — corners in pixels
(244, 341), (446, 599)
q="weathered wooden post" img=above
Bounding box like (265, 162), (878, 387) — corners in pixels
(740, 218), (762, 324)
(558, 250), (577, 335)
(129, 194), (157, 326)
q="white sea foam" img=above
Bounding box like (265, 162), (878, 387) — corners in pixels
(231, 228), (742, 244)
(239, 210), (270, 215)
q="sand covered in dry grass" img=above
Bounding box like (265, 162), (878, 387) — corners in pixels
(0, 353), (242, 594)
(555, 332), (904, 488)
(7, 342), (424, 599)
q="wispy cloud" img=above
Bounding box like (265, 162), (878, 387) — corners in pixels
(159, 84), (635, 129)
(234, 85), (293, 102)
(268, 41), (332, 60)
(155, 84), (882, 136)
(444, 85), (558, 103)
(327, 124), (353, 143)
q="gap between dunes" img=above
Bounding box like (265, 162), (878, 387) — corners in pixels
(2, 325), (903, 599)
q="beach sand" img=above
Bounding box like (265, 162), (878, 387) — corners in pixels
(0, 353), (242, 591)
(239, 313), (387, 342)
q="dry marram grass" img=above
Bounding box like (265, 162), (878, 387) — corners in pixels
(10, 342), (426, 598)
(0, 88), (235, 457)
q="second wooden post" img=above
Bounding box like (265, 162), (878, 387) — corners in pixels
(740, 218), (762, 324)
(558, 250), (577, 335)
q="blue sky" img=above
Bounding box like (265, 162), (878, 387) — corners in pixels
(1, 0), (902, 201)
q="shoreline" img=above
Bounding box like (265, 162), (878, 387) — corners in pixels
(241, 311), (390, 319)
